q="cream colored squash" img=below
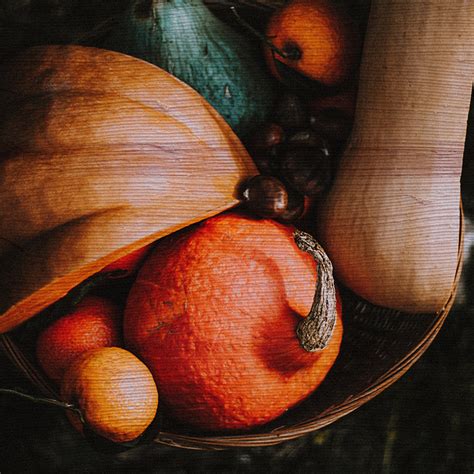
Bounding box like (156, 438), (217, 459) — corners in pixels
(318, 0), (473, 313)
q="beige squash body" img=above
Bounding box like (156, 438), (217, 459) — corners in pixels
(0, 45), (257, 332)
(318, 1), (473, 313)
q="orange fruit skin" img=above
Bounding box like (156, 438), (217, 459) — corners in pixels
(100, 243), (154, 277)
(124, 212), (343, 431)
(61, 347), (158, 443)
(36, 296), (122, 383)
(265, 0), (361, 87)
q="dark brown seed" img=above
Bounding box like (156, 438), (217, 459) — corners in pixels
(309, 107), (353, 144)
(287, 129), (329, 149)
(250, 123), (285, 150)
(248, 123), (285, 175)
(277, 187), (305, 223)
(241, 175), (289, 219)
(280, 147), (332, 197)
(275, 92), (307, 130)
(250, 148), (281, 175)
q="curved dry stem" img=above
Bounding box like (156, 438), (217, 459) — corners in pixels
(0, 388), (85, 424)
(230, 6), (299, 60)
(293, 229), (337, 352)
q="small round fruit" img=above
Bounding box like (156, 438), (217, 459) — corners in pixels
(61, 347), (158, 444)
(265, 0), (361, 87)
(250, 123), (285, 150)
(241, 175), (289, 218)
(248, 124), (284, 175)
(36, 296), (122, 383)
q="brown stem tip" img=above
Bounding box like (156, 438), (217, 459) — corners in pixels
(293, 230), (337, 352)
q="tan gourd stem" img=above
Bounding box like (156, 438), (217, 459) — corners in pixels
(318, 1), (474, 313)
(294, 230), (336, 351)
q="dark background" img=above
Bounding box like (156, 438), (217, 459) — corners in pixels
(0, 0), (473, 472)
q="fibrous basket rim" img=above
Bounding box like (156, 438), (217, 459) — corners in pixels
(0, 207), (463, 450)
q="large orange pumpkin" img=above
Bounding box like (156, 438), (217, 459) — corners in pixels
(124, 212), (343, 431)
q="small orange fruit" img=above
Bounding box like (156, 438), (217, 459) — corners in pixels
(265, 0), (361, 87)
(61, 347), (159, 443)
(124, 211), (342, 431)
(36, 296), (122, 383)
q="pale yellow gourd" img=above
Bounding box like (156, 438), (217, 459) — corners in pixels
(318, 1), (474, 313)
(0, 45), (257, 332)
